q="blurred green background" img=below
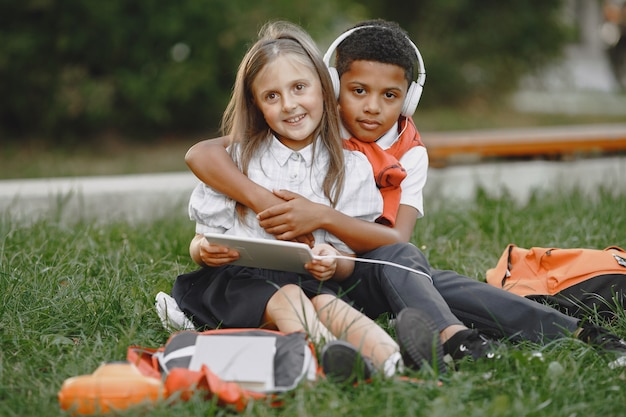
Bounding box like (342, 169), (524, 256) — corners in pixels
(0, 0), (575, 145)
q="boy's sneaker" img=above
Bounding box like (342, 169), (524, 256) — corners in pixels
(443, 328), (501, 363)
(577, 323), (626, 369)
(395, 307), (446, 374)
(321, 340), (376, 384)
(155, 291), (195, 332)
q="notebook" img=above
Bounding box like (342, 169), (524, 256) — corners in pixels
(188, 335), (276, 392)
(203, 232), (317, 274)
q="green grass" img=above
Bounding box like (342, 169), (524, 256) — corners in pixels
(2, 187), (626, 416)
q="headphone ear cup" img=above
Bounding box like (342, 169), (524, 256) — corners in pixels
(327, 66), (341, 99)
(401, 81), (422, 117)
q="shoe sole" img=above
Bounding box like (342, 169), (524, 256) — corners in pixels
(321, 340), (374, 384)
(395, 308), (446, 374)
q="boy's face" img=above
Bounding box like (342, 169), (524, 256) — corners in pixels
(337, 60), (408, 143)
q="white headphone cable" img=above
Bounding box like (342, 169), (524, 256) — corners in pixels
(314, 254), (433, 284)
(396, 118), (409, 142)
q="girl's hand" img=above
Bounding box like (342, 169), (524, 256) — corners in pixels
(305, 244), (338, 281)
(199, 240), (240, 267)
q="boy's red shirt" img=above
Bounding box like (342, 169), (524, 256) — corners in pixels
(343, 117), (425, 226)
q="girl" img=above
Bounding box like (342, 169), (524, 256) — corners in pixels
(170, 21), (432, 379)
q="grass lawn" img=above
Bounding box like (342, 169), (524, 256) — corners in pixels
(2, 186), (625, 416)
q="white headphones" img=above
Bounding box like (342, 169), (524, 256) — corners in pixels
(323, 25), (426, 117)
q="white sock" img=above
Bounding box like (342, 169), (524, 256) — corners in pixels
(383, 351), (404, 377)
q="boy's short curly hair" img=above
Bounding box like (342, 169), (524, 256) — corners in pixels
(334, 19), (418, 86)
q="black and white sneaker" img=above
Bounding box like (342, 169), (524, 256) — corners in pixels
(578, 323), (626, 369)
(443, 329), (501, 363)
(395, 307), (446, 374)
(321, 340), (376, 384)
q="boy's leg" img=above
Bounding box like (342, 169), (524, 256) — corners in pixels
(341, 243), (463, 332)
(264, 284), (335, 344)
(434, 271), (626, 367)
(431, 269), (580, 342)
(346, 242), (580, 342)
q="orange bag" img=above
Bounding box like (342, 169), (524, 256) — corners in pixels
(486, 244), (626, 319)
(486, 245), (626, 297)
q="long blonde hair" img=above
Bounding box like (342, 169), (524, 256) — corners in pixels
(221, 21), (345, 207)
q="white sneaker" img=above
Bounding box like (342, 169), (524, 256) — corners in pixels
(155, 291), (195, 331)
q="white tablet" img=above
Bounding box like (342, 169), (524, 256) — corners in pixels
(203, 232), (315, 274)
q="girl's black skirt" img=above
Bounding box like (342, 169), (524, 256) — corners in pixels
(172, 265), (346, 329)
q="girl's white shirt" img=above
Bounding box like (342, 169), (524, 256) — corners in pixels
(189, 135), (383, 255)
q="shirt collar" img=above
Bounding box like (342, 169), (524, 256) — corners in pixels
(340, 121), (400, 150)
(269, 134), (315, 167)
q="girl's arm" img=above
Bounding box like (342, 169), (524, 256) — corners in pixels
(185, 137), (284, 213)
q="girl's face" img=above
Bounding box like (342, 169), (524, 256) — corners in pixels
(252, 54), (323, 150)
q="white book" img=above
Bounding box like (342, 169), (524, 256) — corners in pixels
(188, 335), (277, 392)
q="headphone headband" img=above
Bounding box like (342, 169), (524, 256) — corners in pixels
(323, 25), (426, 87)
(323, 25), (425, 117)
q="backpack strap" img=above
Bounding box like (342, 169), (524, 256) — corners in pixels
(127, 346), (163, 379)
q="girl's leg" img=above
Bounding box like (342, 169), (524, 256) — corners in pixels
(263, 284), (335, 344)
(311, 294), (398, 370)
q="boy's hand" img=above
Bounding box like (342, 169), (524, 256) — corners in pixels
(257, 190), (323, 243)
(305, 244), (337, 281)
(199, 240), (240, 267)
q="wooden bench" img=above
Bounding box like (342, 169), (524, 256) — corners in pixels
(421, 123), (626, 167)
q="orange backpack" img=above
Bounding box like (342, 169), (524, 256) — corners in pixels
(486, 244), (626, 318)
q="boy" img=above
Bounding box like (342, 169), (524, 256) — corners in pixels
(184, 20), (626, 367)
